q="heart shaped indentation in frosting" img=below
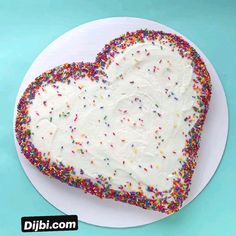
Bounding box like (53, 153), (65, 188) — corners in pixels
(15, 30), (211, 214)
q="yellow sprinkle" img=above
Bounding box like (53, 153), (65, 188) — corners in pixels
(133, 148), (138, 154)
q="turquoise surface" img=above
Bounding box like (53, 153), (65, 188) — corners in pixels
(0, 0), (235, 235)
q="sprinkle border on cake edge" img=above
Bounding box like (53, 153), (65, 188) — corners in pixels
(15, 29), (212, 214)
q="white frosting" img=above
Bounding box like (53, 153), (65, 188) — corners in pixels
(29, 40), (199, 196)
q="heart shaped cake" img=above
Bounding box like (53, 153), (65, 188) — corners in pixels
(15, 30), (211, 214)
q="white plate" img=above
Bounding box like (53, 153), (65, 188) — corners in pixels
(13, 17), (228, 228)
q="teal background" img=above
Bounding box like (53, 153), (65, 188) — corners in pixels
(0, 0), (235, 235)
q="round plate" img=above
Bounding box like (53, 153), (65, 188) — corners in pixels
(13, 17), (228, 228)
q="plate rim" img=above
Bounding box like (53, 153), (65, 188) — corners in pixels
(13, 17), (229, 228)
